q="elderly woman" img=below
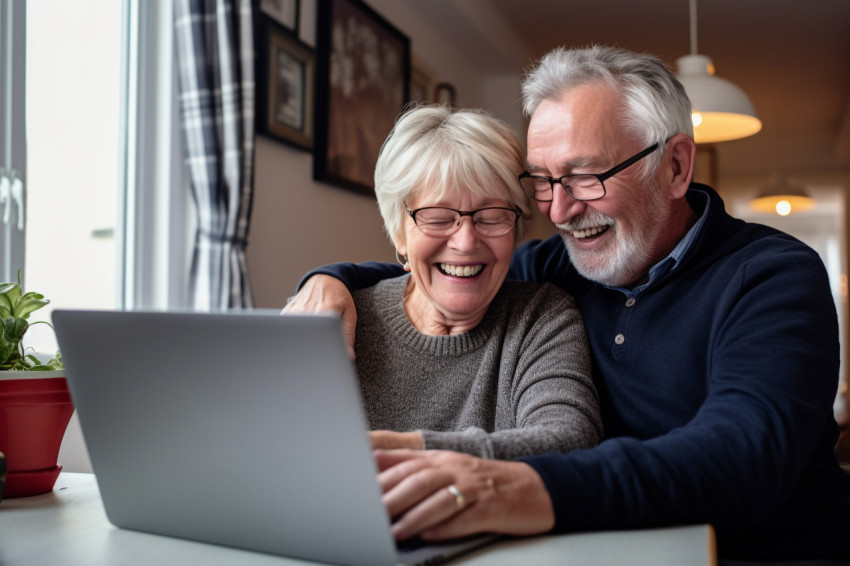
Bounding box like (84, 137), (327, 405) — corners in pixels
(354, 104), (601, 459)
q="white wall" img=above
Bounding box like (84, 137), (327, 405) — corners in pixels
(246, 0), (546, 308)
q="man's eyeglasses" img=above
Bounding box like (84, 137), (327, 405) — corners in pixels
(518, 142), (662, 202)
(406, 206), (521, 237)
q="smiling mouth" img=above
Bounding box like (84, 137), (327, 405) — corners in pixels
(439, 263), (484, 277)
(571, 223), (613, 240)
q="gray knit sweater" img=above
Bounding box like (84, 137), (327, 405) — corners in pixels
(352, 275), (602, 460)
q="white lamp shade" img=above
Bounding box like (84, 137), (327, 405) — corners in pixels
(749, 175), (815, 216)
(676, 54), (762, 143)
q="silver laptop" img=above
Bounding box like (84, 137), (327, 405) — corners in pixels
(52, 309), (495, 566)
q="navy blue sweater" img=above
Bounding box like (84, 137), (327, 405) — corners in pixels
(303, 184), (850, 561)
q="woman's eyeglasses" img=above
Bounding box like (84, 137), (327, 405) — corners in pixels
(406, 206), (521, 237)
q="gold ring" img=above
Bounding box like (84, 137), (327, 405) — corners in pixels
(447, 484), (465, 509)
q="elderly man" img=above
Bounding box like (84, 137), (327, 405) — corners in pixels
(285, 46), (850, 563)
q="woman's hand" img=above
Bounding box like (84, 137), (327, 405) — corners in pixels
(375, 449), (555, 541)
(370, 430), (425, 450)
(281, 275), (357, 359)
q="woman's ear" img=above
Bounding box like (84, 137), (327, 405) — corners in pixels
(393, 231), (406, 258)
(394, 234), (410, 271)
(664, 134), (697, 198)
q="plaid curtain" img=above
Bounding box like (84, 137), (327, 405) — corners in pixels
(174, 0), (255, 310)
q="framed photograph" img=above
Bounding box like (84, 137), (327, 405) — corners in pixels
(314, 0), (410, 195)
(259, 0), (299, 33)
(256, 20), (314, 151)
(434, 82), (457, 107)
(410, 56), (437, 104)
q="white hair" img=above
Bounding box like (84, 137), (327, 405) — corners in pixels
(521, 45), (693, 178)
(374, 104), (530, 246)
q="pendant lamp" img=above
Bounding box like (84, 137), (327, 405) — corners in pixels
(750, 175), (815, 216)
(676, 0), (762, 143)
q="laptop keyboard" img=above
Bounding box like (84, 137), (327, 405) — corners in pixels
(396, 536), (429, 553)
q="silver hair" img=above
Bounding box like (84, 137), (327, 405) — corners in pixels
(521, 45), (693, 178)
(374, 104), (531, 247)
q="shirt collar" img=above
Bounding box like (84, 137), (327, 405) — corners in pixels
(605, 188), (710, 298)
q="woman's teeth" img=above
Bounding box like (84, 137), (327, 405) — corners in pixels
(439, 263), (484, 277)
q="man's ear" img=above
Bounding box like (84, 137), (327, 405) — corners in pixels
(664, 134), (697, 198)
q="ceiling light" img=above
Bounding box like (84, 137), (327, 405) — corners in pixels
(750, 175), (815, 216)
(676, 0), (762, 144)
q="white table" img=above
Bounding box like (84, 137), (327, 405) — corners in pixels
(0, 473), (716, 566)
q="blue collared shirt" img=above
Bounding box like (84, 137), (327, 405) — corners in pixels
(605, 189), (710, 298)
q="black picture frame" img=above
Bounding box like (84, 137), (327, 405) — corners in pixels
(259, 0), (299, 34)
(256, 19), (314, 151)
(313, 0), (410, 195)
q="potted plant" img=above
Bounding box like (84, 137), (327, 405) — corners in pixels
(0, 273), (71, 499)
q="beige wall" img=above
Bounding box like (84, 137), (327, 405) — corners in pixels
(246, 0), (554, 308)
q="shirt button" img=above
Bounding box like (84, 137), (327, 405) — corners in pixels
(614, 333), (625, 345)
(625, 298), (636, 307)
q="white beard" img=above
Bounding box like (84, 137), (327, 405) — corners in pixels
(556, 181), (668, 287)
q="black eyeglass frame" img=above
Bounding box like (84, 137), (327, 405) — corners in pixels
(518, 141), (664, 203)
(405, 205), (522, 236)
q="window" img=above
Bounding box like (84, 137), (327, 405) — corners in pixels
(1, 0), (191, 358)
(23, 0), (124, 354)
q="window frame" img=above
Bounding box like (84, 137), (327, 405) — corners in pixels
(0, 0), (27, 283)
(0, 0), (191, 309)
(122, 0), (192, 310)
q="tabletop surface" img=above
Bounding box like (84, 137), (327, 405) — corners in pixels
(0, 473), (716, 566)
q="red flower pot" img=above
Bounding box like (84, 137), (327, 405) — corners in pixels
(0, 371), (74, 498)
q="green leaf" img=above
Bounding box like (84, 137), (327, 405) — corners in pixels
(13, 293), (49, 319)
(1, 350), (24, 370)
(0, 282), (18, 295)
(0, 292), (15, 312)
(0, 333), (15, 365)
(0, 282), (21, 308)
(2, 317), (28, 343)
(46, 350), (63, 369)
(24, 353), (42, 365)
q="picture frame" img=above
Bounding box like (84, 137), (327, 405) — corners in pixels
(434, 82), (457, 107)
(259, 0), (299, 34)
(256, 20), (314, 151)
(314, 0), (411, 195)
(410, 56), (437, 104)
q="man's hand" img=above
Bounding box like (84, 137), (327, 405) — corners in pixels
(370, 430), (425, 451)
(281, 275), (357, 359)
(375, 449), (555, 541)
